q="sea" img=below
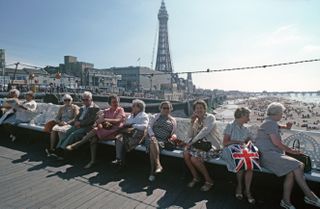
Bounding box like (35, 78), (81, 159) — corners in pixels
(283, 93), (320, 104)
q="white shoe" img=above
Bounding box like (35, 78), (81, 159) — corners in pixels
(305, 196), (320, 207)
(280, 200), (296, 209)
(155, 166), (163, 174)
(11, 135), (16, 142)
(148, 175), (155, 182)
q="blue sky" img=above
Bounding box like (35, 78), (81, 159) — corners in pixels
(1, 0), (320, 91)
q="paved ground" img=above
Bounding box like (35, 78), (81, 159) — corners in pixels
(0, 135), (319, 209)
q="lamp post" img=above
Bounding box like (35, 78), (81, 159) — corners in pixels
(29, 73), (35, 92)
(55, 72), (61, 93)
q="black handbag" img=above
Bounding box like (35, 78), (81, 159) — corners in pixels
(164, 140), (176, 151)
(192, 138), (212, 152)
(286, 138), (312, 173)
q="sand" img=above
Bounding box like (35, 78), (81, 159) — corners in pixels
(214, 96), (320, 131)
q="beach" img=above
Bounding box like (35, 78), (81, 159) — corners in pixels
(215, 96), (320, 131)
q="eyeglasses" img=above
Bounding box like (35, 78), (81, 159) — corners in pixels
(64, 99), (71, 102)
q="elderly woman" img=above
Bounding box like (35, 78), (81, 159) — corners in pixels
(4, 91), (37, 141)
(147, 101), (177, 182)
(223, 107), (255, 204)
(256, 102), (320, 209)
(183, 99), (221, 192)
(46, 94), (79, 156)
(0, 89), (20, 124)
(112, 99), (149, 167)
(66, 94), (125, 168)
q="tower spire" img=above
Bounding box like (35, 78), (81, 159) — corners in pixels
(155, 0), (173, 73)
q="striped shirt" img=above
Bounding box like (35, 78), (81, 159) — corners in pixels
(152, 115), (173, 142)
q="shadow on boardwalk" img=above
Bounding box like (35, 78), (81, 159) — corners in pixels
(0, 134), (319, 209)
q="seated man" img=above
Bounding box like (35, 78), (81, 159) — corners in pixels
(55, 91), (99, 157)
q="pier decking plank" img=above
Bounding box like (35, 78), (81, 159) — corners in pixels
(0, 137), (318, 209)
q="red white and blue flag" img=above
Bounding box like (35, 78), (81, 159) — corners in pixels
(228, 141), (261, 172)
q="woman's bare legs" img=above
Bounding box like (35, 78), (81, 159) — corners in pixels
(49, 131), (58, 150)
(183, 151), (199, 180)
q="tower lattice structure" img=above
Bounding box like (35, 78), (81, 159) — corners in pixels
(155, 0), (173, 73)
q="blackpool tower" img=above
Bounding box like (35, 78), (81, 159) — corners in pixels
(155, 0), (173, 73)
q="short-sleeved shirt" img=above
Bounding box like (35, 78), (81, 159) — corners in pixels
(103, 107), (126, 127)
(255, 117), (282, 153)
(152, 115), (173, 142)
(223, 120), (251, 142)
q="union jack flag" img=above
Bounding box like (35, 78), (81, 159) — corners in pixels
(228, 141), (261, 172)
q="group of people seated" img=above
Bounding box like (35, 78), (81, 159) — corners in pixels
(0, 90), (319, 209)
(0, 89), (37, 141)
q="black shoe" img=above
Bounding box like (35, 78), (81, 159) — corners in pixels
(54, 148), (64, 160)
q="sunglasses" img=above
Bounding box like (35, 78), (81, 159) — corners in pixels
(64, 99), (71, 102)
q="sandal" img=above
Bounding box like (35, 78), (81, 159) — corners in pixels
(235, 186), (243, 200)
(245, 192), (256, 204)
(84, 161), (96, 169)
(155, 166), (163, 174)
(200, 182), (214, 192)
(187, 178), (200, 188)
(304, 196), (320, 207)
(235, 193), (243, 200)
(280, 199), (296, 209)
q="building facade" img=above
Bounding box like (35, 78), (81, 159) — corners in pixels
(59, 56), (94, 85)
(103, 66), (171, 92)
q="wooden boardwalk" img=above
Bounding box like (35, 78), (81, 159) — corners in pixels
(0, 137), (318, 209)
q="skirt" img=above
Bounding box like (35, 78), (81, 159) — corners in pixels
(260, 150), (303, 177)
(96, 126), (119, 140)
(187, 146), (220, 161)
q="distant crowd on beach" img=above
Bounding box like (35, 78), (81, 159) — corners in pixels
(236, 97), (320, 131)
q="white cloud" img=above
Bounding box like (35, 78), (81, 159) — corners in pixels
(258, 25), (304, 47)
(302, 45), (320, 54)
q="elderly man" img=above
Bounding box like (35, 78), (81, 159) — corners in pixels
(55, 91), (99, 156)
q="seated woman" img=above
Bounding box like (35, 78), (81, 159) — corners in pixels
(183, 99), (221, 192)
(112, 99), (149, 167)
(146, 101), (177, 182)
(66, 94), (125, 168)
(3, 91), (37, 141)
(222, 107), (255, 204)
(0, 88), (20, 124)
(46, 94), (79, 156)
(256, 102), (320, 209)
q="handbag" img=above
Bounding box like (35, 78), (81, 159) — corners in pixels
(286, 139), (312, 173)
(224, 141), (261, 172)
(102, 121), (113, 129)
(124, 129), (146, 151)
(44, 120), (58, 133)
(192, 138), (212, 152)
(164, 140), (176, 151)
